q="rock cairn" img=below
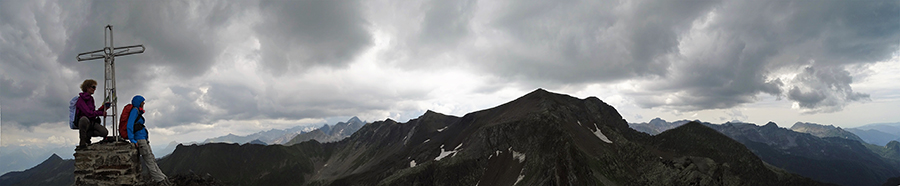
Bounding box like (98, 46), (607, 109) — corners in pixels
(74, 140), (141, 185)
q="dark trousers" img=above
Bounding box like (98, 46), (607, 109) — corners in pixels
(78, 116), (108, 146)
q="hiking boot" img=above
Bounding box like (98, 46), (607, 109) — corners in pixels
(77, 139), (91, 150)
(99, 136), (116, 143)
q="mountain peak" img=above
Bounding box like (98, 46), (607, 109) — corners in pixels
(520, 88), (568, 100)
(48, 153), (62, 162)
(424, 109), (439, 115)
(763, 122), (778, 128)
(887, 140), (900, 150)
(502, 88), (581, 110)
(420, 110), (450, 119)
(348, 116), (362, 124)
(531, 88), (549, 94)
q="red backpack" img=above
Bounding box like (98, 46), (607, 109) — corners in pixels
(119, 104), (134, 139)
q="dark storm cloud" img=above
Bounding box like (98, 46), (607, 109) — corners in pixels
(632, 33), (785, 111)
(179, 80), (428, 125)
(413, 0), (476, 53)
(0, 0), (80, 127)
(787, 66), (870, 113)
(61, 0), (245, 81)
(480, 0), (719, 86)
(627, 0), (898, 112)
(1, 0), (246, 128)
(2, 0), (897, 131)
(255, 0), (372, 76)
(364, 0), (480, 69)
(148, 86), (211, 128)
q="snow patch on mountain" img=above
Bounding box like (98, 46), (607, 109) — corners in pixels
(509, 147), (526, 162)
(593, 123), (613, 143)
(515, 173), (525, 185)
(435, 143), (462, 161)
(435, 145), (455, 161)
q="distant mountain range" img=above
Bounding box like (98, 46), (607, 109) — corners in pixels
(789, 122), (864, 142)
(0, 154), (72, 185)
(630, 118), (900, 186)
(0, 144), (73, 176)
(201, 124), (320, 145)
(152, 89), (824, 185)
(847, 122), (900, 146)
(0, 89), (826, 185)
(285, 116), (365, 145)
(199, 117), (365, 147)
(628, 118), (694, 135)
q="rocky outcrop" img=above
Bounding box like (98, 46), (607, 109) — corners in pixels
(74, 141), (141, 185)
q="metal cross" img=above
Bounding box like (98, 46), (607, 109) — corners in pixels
(76, 25), (145, 141)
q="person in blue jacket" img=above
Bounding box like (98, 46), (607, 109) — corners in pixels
(126, 95), (169, 185)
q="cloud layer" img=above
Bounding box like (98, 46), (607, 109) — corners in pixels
(1, 0), (897, 138)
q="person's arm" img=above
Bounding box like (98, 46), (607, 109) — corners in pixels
(75, 96), (103, 117)
(96, 102), (109, 111)
(127, 109), (137, 144)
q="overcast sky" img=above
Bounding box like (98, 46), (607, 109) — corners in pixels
(1, 0), (899, 149)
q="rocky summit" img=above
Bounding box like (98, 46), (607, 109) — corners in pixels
(74, 141), (142, 185)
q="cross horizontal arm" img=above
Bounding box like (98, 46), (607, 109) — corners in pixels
(112, 45), (145, 57)
(76, 49), (106, 61)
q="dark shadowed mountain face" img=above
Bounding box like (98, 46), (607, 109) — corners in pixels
(156, 89), (822, 185)
(0, 89), (825, 186)
(788, 122), (900, 172)
(0, 154), (73, 186)
(885, 176), (900, 186)
(705, 122), (900, 186)
(630, 119), (900, 186)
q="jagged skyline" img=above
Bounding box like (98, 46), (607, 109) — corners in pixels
(1, 0), (899, 153)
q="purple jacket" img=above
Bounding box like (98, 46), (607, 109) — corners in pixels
(75, 92), (104, 119)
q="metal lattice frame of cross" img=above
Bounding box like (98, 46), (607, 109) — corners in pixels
(76, 25), (145, 141)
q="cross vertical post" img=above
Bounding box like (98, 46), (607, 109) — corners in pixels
(76, 25), (145, 142)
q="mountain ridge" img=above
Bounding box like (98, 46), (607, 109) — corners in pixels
(202, 124), (318, 145)
(0, 154), (74, 186)
(0, 89), (825, 185)
(790, 122), (864, 142)
(627, 118), (900, 186)
(166, 88), (819, 185)
(285, 116), (366, 145)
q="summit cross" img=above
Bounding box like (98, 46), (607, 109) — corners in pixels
(76, 25), (145, 141)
